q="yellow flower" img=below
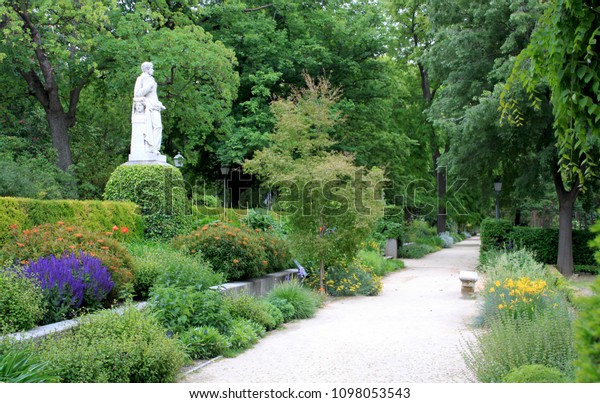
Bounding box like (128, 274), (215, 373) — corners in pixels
(498, 304), (504, 310)
(495, 280), (501, 287)
(489, 287), (495, 293)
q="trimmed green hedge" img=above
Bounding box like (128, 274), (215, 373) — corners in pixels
(480, 219), (513, 252)
(0, 197), (143, 243)
(104, 165), (187, 239)
(480, 218), (596, 265)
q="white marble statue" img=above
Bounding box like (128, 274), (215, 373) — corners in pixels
(129, 62), (167, 163)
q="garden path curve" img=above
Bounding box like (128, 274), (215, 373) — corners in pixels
(182, 237), (482, 383)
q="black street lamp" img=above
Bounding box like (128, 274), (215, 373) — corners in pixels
(494, 178), (502, 219)
(220, 166), (231, 208)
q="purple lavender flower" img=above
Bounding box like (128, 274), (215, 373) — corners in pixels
(23, 251), (114, 321)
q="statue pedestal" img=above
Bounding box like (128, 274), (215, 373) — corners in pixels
(127, 151), (168, 165)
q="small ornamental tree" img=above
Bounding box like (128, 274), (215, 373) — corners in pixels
(244, 74), (384, 291)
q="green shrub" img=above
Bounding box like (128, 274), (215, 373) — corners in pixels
(225, 318), (263, 353)
(241, 209), (288, 234)
(266, 279), (321, 320)
(398, 243), (437, 259)
(0, 343), (59, 383)
(180, 326), (229, 360)
(307, 258), (382, 296)
(503, 364), (566, 383)
(226, 293), (281, 331)
(357, 249), (404, 277)
(104, 165), (187, 240)
(0, 197), (143, 243)
(172, 222), (291, 281)
(263, 301), (285, 329)
(148, 287), (232, 334)
(462, 307), (576, 383)
(37, 306), (186, 382)
(266, 297), (296, 322)
(128, 242), (224, 298)
(574, 275), (600, 382)
(0, 267), (44, 334)
(1, 222), (134, 298)
(480, 218), (513, 252)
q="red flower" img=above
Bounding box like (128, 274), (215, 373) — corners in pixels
(121, 227), (129, 234)
(112, 225), (119, 231)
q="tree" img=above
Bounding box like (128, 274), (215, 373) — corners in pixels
(502, 0), (600, 275)
(1, 1), (117, 171)
(387, 0), (449, 232)
(201, 0), (415, 199)
(244, 75), (384, 291)
(0, 1), (239, 180)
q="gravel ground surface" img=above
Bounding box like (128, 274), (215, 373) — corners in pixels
(182, 237), (483, 383)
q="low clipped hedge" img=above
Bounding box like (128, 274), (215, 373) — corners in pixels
(480, 218), (596, 265)
(0, 197), (143, 243)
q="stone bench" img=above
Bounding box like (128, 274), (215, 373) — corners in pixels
(459, 270), (479, 292)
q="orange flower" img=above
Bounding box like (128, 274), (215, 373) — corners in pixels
(255, 229), (261, 233)
(97, 239), (104, 244)
(121, 227), (129, 234)
(112, 225), (119, 231)
(16, 242), (25, 247)
(233, 259), (239, 265)
(74, 233), (83, 238)
(214, 236), (220, 241)
(262, 260), (268, 266)
(9, 223), (18, 230)
(68, 245), (76, 249)
(56, 221), (64, 226)
(20, 260), (29, 265)
(202, 226), (208, 231)
(100, 246), (109, 250)
(57, 237), (64, 241)
(105, 232), (113, 236)
(65, 227), (74, 232)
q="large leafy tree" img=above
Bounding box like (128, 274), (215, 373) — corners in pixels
(0, 0), (239, 181)
(200, 0), (414, 197)
(502, 0), (600, 275)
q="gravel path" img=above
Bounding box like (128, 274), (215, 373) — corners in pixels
(182, 237), (482, 383)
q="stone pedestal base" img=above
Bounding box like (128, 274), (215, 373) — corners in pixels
(126, 152), (169, 166)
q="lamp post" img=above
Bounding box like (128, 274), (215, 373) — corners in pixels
(494, 178), (502, 219)
(220, 166), (230, 209)
(173, 152), (184, 168)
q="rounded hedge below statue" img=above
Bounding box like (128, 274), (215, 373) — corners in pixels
(104, 164), (187, 239)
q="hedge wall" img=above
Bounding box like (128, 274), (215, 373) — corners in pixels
(480, 218), (597, 265)
(480, 218), (513, 252)
(0, 197), (143, 243)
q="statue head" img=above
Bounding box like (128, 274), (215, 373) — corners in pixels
(141, 61), (154, 75)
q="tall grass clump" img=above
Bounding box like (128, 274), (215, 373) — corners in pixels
(266, 279), (322, 320)
(479, 249), (550, 283)
(462, 305), (576, 382)
(0, 342), (59, 383)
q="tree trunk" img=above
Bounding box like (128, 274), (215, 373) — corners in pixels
(553, 170), (579, 277)
(434, 145), (449, 234)
(47, 110), (73, 171)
